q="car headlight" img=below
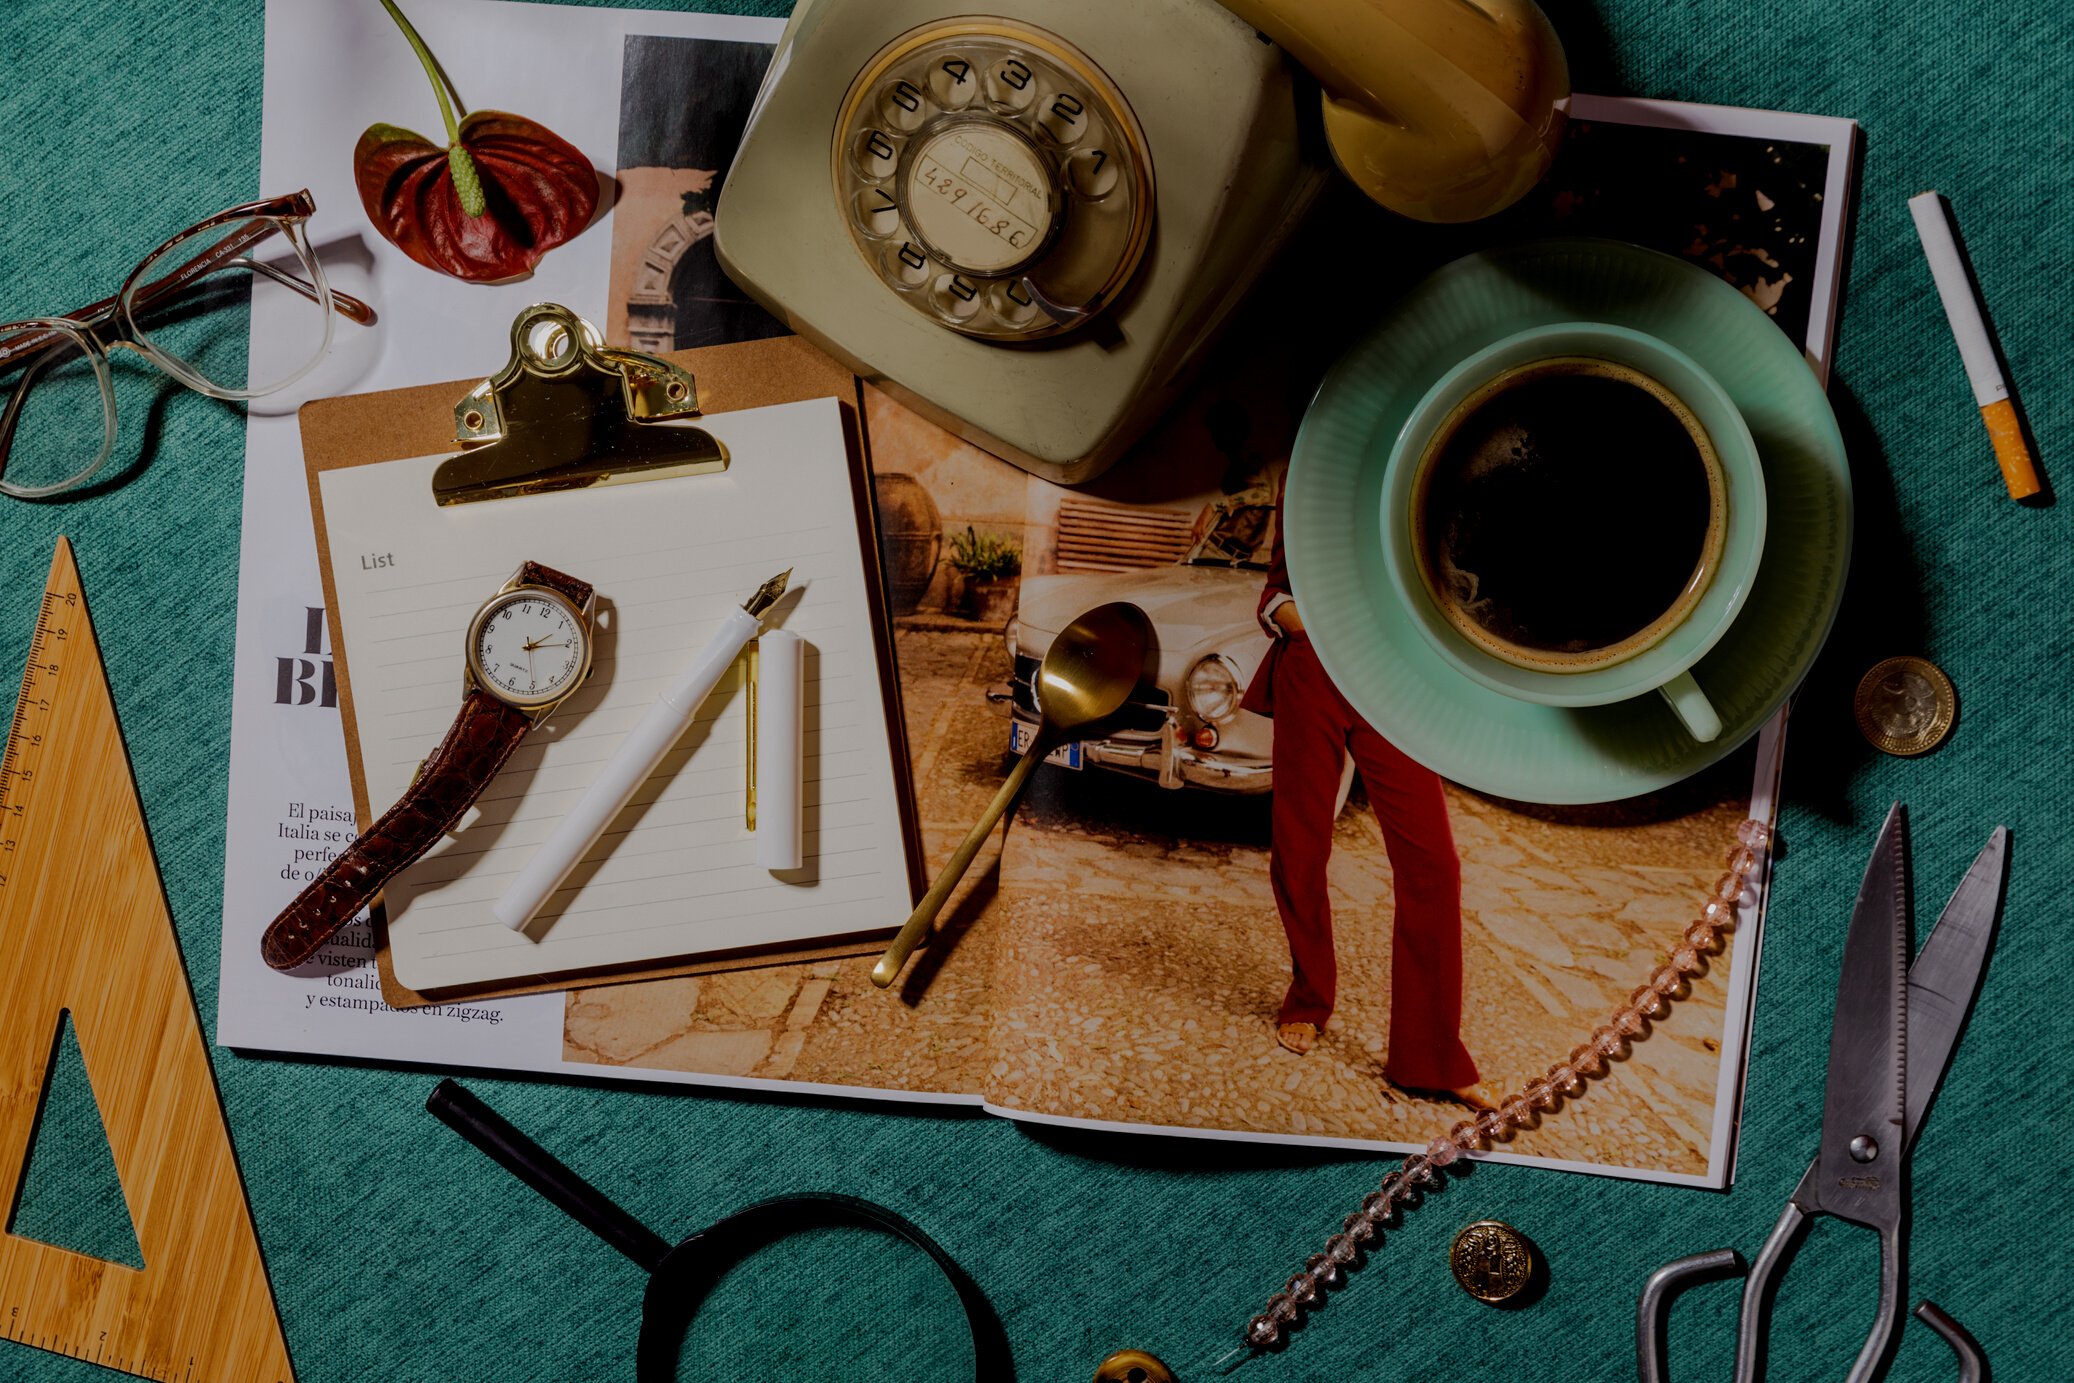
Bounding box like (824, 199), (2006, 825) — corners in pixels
(1185, 655), (1241, 724)
(1004, 617), (1019, 661)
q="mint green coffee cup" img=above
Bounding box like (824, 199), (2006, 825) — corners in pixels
(1380, 323), (1766, 742)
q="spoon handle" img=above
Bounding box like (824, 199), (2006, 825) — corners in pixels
(872, 741), (1046, 987)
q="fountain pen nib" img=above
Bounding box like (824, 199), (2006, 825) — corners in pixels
(742, 568), (792, 618)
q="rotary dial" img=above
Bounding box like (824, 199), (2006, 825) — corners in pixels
(832, 18), (1154, 341)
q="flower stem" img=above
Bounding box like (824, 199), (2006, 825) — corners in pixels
(378, 0), (486, 216)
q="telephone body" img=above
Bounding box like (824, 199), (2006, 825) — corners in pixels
(716, 0), (1566, 485)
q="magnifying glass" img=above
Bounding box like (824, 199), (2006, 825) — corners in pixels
(425, 1080), (1012, 1380)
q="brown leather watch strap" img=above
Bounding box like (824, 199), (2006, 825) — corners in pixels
(260, 688), (534, 970)
(516, 560), (593, 611)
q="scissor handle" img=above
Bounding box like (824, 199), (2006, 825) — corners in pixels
(1645, 1204), (1929, 1383)
(1730, 1200), (1816, 1382)
(1829, 1221), (1906, 1383)
(1637, 1247), (1746, 1383)
(1914, 1300), (1986, 1383)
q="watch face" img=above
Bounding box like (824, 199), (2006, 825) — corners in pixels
(468, 589), (590, 709)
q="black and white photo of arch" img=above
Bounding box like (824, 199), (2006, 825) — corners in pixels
(607, 34), (787, 352)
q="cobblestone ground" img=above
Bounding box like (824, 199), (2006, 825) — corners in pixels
(986, 782), (1746, 1176)
(565, 627), (1756, 1179)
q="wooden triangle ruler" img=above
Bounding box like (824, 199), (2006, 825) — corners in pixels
(0, 539), (294, 1383)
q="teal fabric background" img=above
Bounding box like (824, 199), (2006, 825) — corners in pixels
(1, 1), (2069, 1379)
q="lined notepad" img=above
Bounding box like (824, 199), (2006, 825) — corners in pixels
(316, 397), (911, 992)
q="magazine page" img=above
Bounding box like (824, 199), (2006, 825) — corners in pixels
(552, 94), (1847, 1163)
(964, 362), (1775, 1182)
(1505, 95), (1857, 384)
(218, 0), (790, 1066)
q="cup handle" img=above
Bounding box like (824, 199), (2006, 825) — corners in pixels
(1659, 671), (1722, 742)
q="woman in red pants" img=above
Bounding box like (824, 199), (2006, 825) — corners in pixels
(1240, 481), (1489, 1108)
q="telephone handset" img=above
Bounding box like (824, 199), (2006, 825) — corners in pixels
(716, 0), (1567, 484)
(1222, 0), (1569, 224)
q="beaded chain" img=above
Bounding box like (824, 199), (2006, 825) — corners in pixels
(1233, 817), (1774, 1358)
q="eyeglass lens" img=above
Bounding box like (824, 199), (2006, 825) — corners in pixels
(125, 215), (335, 398)
(0, 323), (115, 499)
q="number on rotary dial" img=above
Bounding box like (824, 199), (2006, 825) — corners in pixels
(475, 594), (585, 704)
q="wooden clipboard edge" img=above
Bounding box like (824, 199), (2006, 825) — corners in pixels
(841, 372), (930, 910)
(295, 334), (924, 1011)
(363, 926), (901, 1008)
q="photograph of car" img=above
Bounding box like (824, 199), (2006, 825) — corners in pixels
(1003, 485), (1277, 794)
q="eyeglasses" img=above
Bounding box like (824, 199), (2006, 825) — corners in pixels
(0, 190), (375, 499)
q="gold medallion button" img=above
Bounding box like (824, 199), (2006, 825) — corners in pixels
(1450, 1220), (1535, 1304)
(1853, 656), (1957, 757)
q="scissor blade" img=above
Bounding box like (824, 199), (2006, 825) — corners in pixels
(1904, 827), (2007, 1148)
(1812, 804), (1910, 1230)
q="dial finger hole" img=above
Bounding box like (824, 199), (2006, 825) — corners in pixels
(850, 127), (900, 181)
(983, 55), (1038, 112)
(987, 278), (1043, 330)
(1067, 147), (1119, 199)
(928, 273), (984, 324)
(928, 53), (978, 109)
(1037, 91), (1090, 146)
(853, 187), (903, 239)
(881, 240), (933, 289)
(879, 77), (929, 132)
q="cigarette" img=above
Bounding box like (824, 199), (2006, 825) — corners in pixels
(1908, 191), (2040, 500)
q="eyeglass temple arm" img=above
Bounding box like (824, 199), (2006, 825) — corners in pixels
(0, 221), (375, 371)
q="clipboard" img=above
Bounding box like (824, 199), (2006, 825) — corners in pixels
(299, 319), (923, 1010)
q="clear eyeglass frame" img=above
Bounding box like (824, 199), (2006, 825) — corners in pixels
(0, 189), (375, 499)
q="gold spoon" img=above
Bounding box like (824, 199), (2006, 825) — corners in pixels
(872, 601), (1152, 988)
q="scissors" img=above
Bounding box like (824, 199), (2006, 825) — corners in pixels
(1637, 804), (2005, 1383)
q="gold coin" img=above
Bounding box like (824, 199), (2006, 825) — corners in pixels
(1853, 656), (1957, 757)
(1450, 1220), (1535, 1303)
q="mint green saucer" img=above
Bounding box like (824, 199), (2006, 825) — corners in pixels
(1285, 239), (1851, 803)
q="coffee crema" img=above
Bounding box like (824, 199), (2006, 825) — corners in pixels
(1412, 357), (1724, 670)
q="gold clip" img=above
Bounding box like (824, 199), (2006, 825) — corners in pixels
(744, 639), (759, 831)
(432, 303), (728, 506)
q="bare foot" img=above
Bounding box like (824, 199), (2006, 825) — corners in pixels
(1276, 1021), (1319, 1056)
(1386, 1079), (1498, 1112)
(1448, 1082), (1499, 1113)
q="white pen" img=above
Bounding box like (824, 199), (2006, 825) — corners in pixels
(493, 569), (792, 933)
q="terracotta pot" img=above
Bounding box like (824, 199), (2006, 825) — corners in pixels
(872, 472), (941, 615)
(967, 578), (1019, 627)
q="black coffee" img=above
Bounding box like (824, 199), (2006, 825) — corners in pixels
(1418, 368), (1713, 656)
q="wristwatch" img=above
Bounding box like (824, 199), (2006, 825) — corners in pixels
(261, 560), (597, 970)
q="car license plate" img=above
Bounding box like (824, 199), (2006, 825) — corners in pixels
(1011, 720), (1082, 769)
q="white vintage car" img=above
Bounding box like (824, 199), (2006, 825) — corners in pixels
(1003, 494), (1275, 793)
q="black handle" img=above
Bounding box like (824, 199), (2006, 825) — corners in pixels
(426, 1078), (672, 1273)
(636, 1192), (1013, 1383)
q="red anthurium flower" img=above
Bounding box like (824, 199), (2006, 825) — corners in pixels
(356, 112), (598, 282)
(354, 1), (600, 283)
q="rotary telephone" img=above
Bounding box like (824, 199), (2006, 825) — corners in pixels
(716, 0), (1567, 484)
